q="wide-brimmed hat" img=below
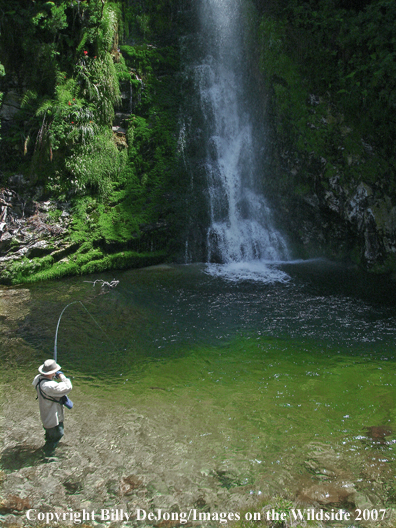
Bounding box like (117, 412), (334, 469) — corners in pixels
(38, 359), (61, 375)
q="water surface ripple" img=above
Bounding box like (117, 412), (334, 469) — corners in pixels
(1, 260), (396, 519)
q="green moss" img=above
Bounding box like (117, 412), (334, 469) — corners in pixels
(20, 260), (81, 283)
(370, 254), (396, 277)
(74, 249), (104, 266)
(3, 255), (56, 285)
(295, 183), (311, 195)
(5, 249), (168, 285)
(79, 250), (167, 275)
(46, 209), (62, 222)
(259, 1), (396, 207)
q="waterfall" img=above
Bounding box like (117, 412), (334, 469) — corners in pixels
(195, 0), (290, 282)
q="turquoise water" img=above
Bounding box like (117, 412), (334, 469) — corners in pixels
(1, 260), (396, 511)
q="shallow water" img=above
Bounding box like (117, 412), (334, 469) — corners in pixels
(1, 260), (396, 522)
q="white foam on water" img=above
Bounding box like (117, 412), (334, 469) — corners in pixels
(205, 260), (290, 283)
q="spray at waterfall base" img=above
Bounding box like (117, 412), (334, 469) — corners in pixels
(26, 506), (380, 524)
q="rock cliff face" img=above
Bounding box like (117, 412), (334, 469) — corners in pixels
(0, 90), (21, 123)
(0, 185), (76, 283)
(268, 126), (396, 273)
(282, 172), (396, 269)
(255, 1), (396, 275)
(257, 60), (396, 273)
(321, 180), (396, 268)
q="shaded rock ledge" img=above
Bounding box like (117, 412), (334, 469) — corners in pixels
(0, 185), (75, 284)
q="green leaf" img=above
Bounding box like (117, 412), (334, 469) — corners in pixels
(345, 71), (357, 79)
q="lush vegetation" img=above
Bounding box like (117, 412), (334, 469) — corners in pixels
(0, 0), (185, 283)
(248, 0), (396, 269)
(285, 0), (396, 157)
(256, 0), (396, 194)
(2, 0), (396, 280)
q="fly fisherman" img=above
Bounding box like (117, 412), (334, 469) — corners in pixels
(32, 359), (73, 456)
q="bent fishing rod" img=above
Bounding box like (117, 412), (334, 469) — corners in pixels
(54, 300), (118, 362)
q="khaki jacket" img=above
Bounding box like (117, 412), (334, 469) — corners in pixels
(32, 374), (72, 429)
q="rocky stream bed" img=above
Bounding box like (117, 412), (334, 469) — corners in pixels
(1, 286), (396, 528)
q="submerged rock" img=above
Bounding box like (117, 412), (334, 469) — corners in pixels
(0, 288), (30, 321)
(366, 425), (393, 443)
(297, 482), (355, 505)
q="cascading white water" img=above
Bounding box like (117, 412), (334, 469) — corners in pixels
(196, 0), (290, 282)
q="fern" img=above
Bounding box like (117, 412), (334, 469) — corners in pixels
(76, 31), (89, 55)
(65, 129), (126, 197)
(36, 98), (54, 116)
(97, 4), (118, 54)
(76, 53), (121, 124)
(21, 90), (38, 108)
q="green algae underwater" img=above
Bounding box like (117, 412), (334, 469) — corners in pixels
(1, 261), (396, 524)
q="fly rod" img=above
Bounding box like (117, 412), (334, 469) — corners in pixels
(54, 300), (118, 362)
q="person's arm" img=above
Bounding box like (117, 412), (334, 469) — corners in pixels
(43, 376), (72, 398)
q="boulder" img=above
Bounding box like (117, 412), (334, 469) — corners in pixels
(0, 91), (21, 121)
